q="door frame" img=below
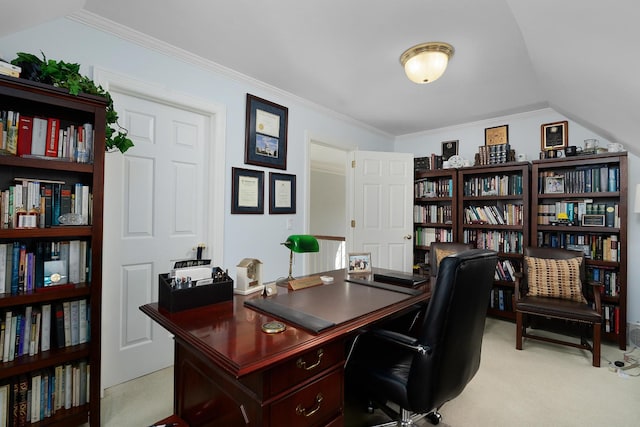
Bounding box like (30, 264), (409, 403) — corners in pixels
(93, 68), (226, 391)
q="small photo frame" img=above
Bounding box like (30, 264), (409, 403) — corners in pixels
(441, 140), (459, 161)
(231, 167), (264, 214)
(245, 94), (288, 170)
(347, 252), (372, 274)
(544, 176), (565, 194)
(541, 121), (568, 151)
(581, 214), (606, 227)
(269, 172), (296, 214)
(485, 125), (509, 146)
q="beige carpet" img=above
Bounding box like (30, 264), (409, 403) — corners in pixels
(97, 317), (640, 426)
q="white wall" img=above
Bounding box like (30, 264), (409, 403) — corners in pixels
(0, 17), (393, 282)
(394, 109), (640, 328)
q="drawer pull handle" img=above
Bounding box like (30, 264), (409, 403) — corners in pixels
(295, 393), (323, 417)
(296, 349), (323, 371)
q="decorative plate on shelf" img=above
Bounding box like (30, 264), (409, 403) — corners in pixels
(448, 155), (465, 168)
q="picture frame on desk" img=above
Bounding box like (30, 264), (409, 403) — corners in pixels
(269, 172), (296, 214)
(244, 94), (288, 170)
(348, 252), (372, 274)
(231, 167), (264, 214)
(541, 121), (568, 151)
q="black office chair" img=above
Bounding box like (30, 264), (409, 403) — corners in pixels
(346, 249), (498, 426)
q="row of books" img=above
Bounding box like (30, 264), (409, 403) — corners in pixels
(489, 288), (514, 312)
(602, 304), (621, 334)
(414, 228), (452, 249)
(538, 165), (620, 194)
(0, 240), (92, 295)
(587, 267), (620, 297)
(0, 111), (94, 164)
(462, 173), (523, 196)
(413, 204), (453, 224)
(414, 178), (453, 198)
(463, 203), (524, 226)
(0, 299), (90, 364)
(0, 360), (89, 426)
(1, 179), (92, 229)
(494, 259), (520, 282)
(476, 143), (511, 165)
(462, 230), (523, 254)
(0, 60), (20, 78)
(537, 232), (619, 262)
(536, 201), (619, 227)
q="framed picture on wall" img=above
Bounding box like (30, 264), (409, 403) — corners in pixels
(245, 94), (288, 170)
(269, 172), (296, 214)
(231, 167), (264, 214)
(541, 121), (568, 151)
(441, 140), (459, 161)
(485, 125), (509, 146)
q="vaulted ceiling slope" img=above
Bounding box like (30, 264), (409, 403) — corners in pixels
(1, 1), (638, 153)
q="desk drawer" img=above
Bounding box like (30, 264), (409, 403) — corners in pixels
(268, 340), (344, 396)
(270, 368), (343, 427)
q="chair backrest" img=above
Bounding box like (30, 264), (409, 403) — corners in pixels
(520, 247), (586, 299)
(407, 249), (497, 412)
(429, 242), (474, 279)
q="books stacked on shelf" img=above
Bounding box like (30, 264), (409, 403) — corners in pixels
(414, 177), (453, 198)
(477, 143), (510, 165)
(463, 229), (523, 254)
(602, 304), (620, 334)
(463, 173), (523, 196)
(537, 232), (619, 262)
(0, 60), (20, 78)
(0, 240), (91, 295)
(463, 204), (523, 226)
(537, 200), (619, 227)
(0, 300), (89, 364)
(0, 110), (93, 163)
(494, 259), (519, 282)
(489, 288), (513, 311)
(414, 228), (452, 248)
(538, 164), (620, 194)
(0, 359), (90, 426)
(0, 179), (92, 229)
(414, 204), (452, 224)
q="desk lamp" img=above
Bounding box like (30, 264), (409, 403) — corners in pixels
(276, 235), (319, 286)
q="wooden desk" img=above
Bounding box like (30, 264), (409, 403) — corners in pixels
(140, 269), (430, 427)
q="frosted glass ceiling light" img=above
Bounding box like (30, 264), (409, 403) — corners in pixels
(400, 42), (454, 84)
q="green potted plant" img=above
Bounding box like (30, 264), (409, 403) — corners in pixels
(10, 52), (134, 153)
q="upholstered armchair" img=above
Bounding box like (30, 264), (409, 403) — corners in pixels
(515, 247), (603, 367)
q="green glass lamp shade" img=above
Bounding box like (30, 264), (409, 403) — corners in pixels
(283, 235), (319, 253)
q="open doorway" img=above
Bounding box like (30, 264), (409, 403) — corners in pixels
(308, 141), (349, 272)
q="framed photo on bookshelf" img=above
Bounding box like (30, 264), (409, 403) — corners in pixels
(544, 175), (565, 193)
(269, 172), (296, 214)
(541, 121), (568, 151)
(485, 125), (509, 146)
(245, 94), (288, 170)
(231, 167), (264, 214)
(441, 140), (458, 160)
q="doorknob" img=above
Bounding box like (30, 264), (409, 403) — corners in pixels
(404, 234), (412, 240)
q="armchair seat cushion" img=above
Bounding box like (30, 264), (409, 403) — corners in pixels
(516, 296), (601, 323)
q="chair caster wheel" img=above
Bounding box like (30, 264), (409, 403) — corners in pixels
(366, 400), (375, 414)
(426, 411), (442, 425)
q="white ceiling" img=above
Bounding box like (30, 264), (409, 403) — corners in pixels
(2, 0), (639, 151)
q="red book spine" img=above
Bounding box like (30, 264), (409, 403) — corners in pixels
(45, 118), (60, 157)
(17, 115), (33, 156)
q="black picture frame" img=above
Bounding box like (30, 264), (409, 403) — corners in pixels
(269, 172), (296, 214)
(245, 94), (288, 170)
(441, 140), (459, 161)
(485, 125), (509, 146)
(231, 167), (264, 214)
(541, 121), (568, 151)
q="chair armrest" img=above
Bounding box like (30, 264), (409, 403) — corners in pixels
(514, 272), (523, 300)
(367, 328), (432, 355)
(586, 280), (603, 314)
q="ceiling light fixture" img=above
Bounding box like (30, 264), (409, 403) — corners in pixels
(400, 42), (454, 84)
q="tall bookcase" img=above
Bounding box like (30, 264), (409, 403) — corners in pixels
(413, 169), (458, 274)
(531, 152), (627, 350)
(0, 76), (104, 425)
(457, 162), (530, 320)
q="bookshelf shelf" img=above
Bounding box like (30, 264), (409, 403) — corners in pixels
(0, 75), (104, 426)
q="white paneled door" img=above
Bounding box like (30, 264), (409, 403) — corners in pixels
(351, 151), (414, 272)
(101, 87), (213, 390)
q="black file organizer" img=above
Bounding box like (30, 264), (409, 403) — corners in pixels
(158, 267), (233, 312)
